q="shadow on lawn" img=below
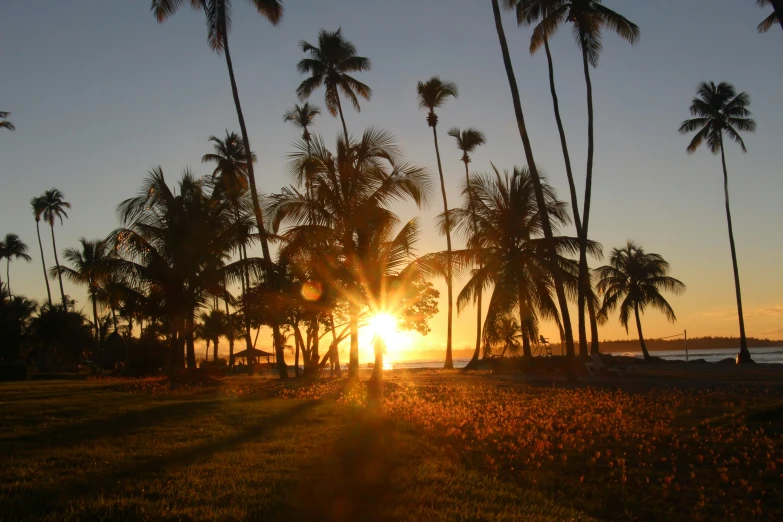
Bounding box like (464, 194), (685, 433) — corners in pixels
(6, 400), (321, 518)
(281, 410), (399, 522)
(0, 398), (223, 455)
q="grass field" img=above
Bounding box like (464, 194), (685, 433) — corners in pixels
(1, 369), (782, 521)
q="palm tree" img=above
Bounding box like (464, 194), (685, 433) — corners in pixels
(283, 102), (321, 155)
(199, 309), (227, 362)
(416, 76), (458, 369)
(296, 28), (371, 144)
(30, 199), (53, 306)
(445, 166), (590, 359)
(523, 0), (639, 357)
(0, 111), (15, 131)
(270, 128), (431, 378)
(596, 242), (685, 359)
(111, 168), (254, 370)
(447, 127), (487, 365)
(484, 314), (522, 356)
(757, 0), (783, 33)
(151, 1), (284, 371)
(0, 234), (32, 297)
(53, 238), (110, 354)
(201, 132), (268, 371)
(33, 189), (71, 309)
(490, 0), (577, 359)
(679, 81), (756, 363)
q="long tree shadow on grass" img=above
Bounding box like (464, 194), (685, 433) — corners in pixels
(0, 398), (223, 455)
(5, 400), (321, 519)
(281, 411), (399, 522)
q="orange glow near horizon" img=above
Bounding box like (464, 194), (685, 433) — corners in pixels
(360, 313), (414, 362)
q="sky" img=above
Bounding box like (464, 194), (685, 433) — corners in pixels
(1, 0), (782, 359)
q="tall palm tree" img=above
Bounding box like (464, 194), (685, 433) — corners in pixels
(679, 81), (756, 363)
(0, 234), (32, 297)
(417, 76), (458, 369)
(296, 28), (371, 144)
(448, 127), (487, 365)
(490, 0), (577, 359)
(525, 0), (639, 357)
(53, 238), (111, 353)
(30, 199), (53, 306)
(33, 189), (71, 309)
(506, 0), (598, 355)
(596, 241), (685, 359)
(445, 166), (590, 359)
(270, 128), (431, 378)
(484, 314), (523, 356)
(151, 0), (284, 372)
(757, 0), (783, 33)
(0, 111), (15, 131)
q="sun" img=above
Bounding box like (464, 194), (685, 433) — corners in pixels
(367, 313), (398, 344)
(361, 313), (413, 362)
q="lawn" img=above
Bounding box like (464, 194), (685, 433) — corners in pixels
(1, 370), (782, 521)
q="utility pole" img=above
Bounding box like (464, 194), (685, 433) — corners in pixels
(684, 329), (688, 363)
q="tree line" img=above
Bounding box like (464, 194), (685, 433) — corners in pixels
(3, 0), (779, 381)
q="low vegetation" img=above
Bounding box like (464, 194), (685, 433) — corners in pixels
(2, 372), (782, 520)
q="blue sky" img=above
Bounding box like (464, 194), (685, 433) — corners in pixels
(1, 0), (782, 354)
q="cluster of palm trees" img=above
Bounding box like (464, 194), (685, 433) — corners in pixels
(2, 0), (774, 377)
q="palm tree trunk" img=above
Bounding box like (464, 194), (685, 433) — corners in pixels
(111, 307), (119, 333)
(50, 224), (67, 309)
(465, 161), (483, 369)
(634, 302), (650, 360)
(720, 137), (751, 363)
(348, 302), (359, 377)
(330, 312), (342, 377)
(90, 290), (100, 360)
(368, 337), (384, 407)
(334, 90), (350, 144)
(588, 295), (600, 354)
(35, 221), (53, 307)
(577, 38), (596, 359)
(213, 337), (219, 362)
(185, 311), (196, 370)
(205, 339), (210, 362)
(431, 125), (454, 370)
(491, 0), (576, 359)
(221, 30), (287, 379)
(224, 294), (235, 368)
(294, 325), (301, 378)
(522, 331), (532, 359)
(5, 260), (11, 297)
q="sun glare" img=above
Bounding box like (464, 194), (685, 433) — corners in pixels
(368, 313), (398, 343)
(361, 312), (413, 363)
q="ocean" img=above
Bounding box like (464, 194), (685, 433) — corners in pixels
(385, 346), (783, 370)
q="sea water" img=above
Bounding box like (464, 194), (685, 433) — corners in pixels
(385, 347), (783, 370)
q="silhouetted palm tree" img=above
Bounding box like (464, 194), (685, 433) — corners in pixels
(112, 168), (254, 370)
(54, 238), (110, 353)
(271, 128), (431, 377)
(679, 81), (756, 363)
(417, 76), (458, 369)
(525, 0), (638, 357)
(283, 102), (321, 154)
(151, 3), (282, 349)
(757, 0), (783, 33)
(490, 0), (577, 359)
(33, 189), (71, 308)
(296, 28), (371, 144)
(596, 241), (685, 359)
(0, 111), (15, 131)
(448, 127), (487, 364)
(446, 166), (589, 358)
(484, 314), (522, 356)
(199, 309), (227, 362)
(30, 198), (53, 307)
(0, 234), (32, 297)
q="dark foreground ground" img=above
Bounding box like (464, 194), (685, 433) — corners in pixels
(1, 365), (782, 521)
